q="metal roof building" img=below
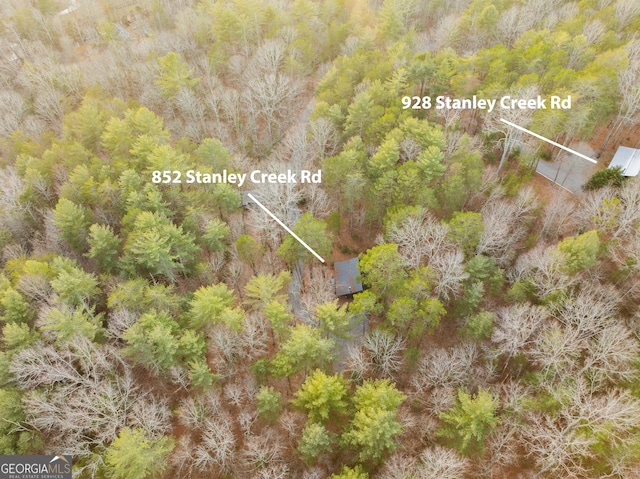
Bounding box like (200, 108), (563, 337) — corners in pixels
(334, 257), (363, 296)
(609, 146), (640, 176)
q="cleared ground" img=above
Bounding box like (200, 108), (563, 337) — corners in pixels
(535, 141), (599, 194)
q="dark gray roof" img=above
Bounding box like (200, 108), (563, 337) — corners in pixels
(334, 257), (363, 296)
(609, 146), (640, 176)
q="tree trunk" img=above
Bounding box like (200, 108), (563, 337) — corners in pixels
(611, 120), (628, 149)
(497, 139), (510, 172)
(601, 117), (621, 151)
(553, 152), (564, 183)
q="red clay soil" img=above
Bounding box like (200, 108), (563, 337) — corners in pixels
(531, 172), (574, 204)
(331, 211), (379, 264)
(589, 121), (640, 166)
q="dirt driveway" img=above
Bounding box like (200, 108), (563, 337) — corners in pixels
(535, 141), (599, 194)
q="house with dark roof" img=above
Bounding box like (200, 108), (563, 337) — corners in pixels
(609, 146), (640, 176)
(334, 257), (363, 297)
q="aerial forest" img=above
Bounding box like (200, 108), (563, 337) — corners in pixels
(1, 0), (640, 478)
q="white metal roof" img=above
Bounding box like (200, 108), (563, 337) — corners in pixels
(609, 146), (640, 176)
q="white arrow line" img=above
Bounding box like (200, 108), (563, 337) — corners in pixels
(247, 193), (326, 263)
(500, 118), (597, 164)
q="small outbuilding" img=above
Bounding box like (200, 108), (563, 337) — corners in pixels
(609, 146), (640, 176)
(334, 257), (363, 297)
(241, 191), (257, 208)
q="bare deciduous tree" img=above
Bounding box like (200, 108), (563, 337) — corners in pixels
(193, 417), (237, 474)
(16, 268), (53, 304)
(411, 343), (480, 405)
(0, 90), (25, 136)
(484, 85), (539, 171)
(129, 394), (172, 438)
(574, 186), (615, 231)
(540, 194), (577, 242)
(177, 396), (209, 431)
(171, 436), (198, 478)
(431, 249), (468, 301)
(300, 183), (333, 219)
(509, 243), (576, 300)
(240, 312), (269, 360)
(268, 120), (308, 172)
(168, 365), (191, 392)
(477, 187), (538, 265)
(399, 137), (422, 163)
(478, 423), (521, 477)
(278, 409), (305, 444)
(345, 344), (371, 384)
(542, 1), (578, 30)
(251, 39), (287, 76)
(415, 446), (469, 479)
(238, 410), (258, 437)
(581, 323), (639, 387)
(553, 284), (620, 339)
(107, 308), (138, 340)
(0, 167), (31, 242)
(208, 324), (243, 375)
(13, 336), (171, 462)
(252, 464), (290, 479)
(11, 338), (100, 390)
(529, 323), (584, 383)
(363, 330), (405, 378)
(242, 430), (285, 475)
(492, 303), (547, 363)
(427, 14), (460, 51)
(611, 230), (640, 299)
(300, 265), (335, 317)
(241, 42), (305, 152)
(523, 379), (640, 477)
(375, 452), (417, 479)
(424, 386), (457, 418)
(308, 117), (338, 159)
(602, 40), (640, 149)
(224, 377), (252, 408)
(577, 179), (640, 244)
(582, 18), (606, 46)
(615, 0), (640, 29)
(175, 87), (207, 141)
(385, 211), (452, 269)
(613, 177), (640, 240)
(302, 467), (325, 479)
(247, 172), (303, 248)
(497, 5), (536, 47)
